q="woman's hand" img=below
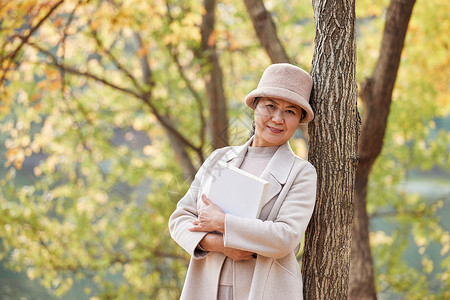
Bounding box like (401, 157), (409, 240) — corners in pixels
(221, 247), (255, 261)
(200, 233), (255, 262)
(189, 194), (225, 233)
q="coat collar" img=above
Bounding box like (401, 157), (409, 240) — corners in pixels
(223, 137), (296, 209)
(223, 136), (296, 184)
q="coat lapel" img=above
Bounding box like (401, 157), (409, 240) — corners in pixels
(223, 137), (296, 209)
(259, 141), (295, 207)
(223, 137), (253, 167)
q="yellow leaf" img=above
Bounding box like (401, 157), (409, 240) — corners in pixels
(6, 147), (19, 160)
(143, 145), (156, 156)
(30, 93), (41, 101)
(6, 147), (24, 169)
(53, 16), (64, 28)
(14, 161), (23, 170)
(49, 79), (62, 91)
(34, 167), (42, 177)
(20, 135), (31, 147)
(208, 30), (217, 47)
(132, 118), (144, 131)
(138, 47), (147, 58)
(422, 257), (433, 274)
(36, 80), (47, 90)
(369, 231), (393, 246)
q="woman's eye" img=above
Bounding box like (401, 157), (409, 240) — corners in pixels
(266, 104), (275, 109)
(286, 110), (296, 115)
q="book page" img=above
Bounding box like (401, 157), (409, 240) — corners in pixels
(208, 162), (269, 219)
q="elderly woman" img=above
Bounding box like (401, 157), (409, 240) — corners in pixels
(169, 63), (317, 300)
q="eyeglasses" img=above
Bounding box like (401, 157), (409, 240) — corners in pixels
(255, 102), (301, 121)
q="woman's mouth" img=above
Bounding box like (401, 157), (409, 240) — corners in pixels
(267, 126), (283, 133)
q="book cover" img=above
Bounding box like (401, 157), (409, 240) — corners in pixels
(207, 161), (269, 219)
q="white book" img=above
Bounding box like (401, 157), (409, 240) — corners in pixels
(207, 161), (269, 219)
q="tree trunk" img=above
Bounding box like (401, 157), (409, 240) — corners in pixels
(350, 0), (416, 298)
(301, 0), (359, 298)
(166, 124), (198, 180)
(201, 0), (229, 149)
(243, 0), (309, 140)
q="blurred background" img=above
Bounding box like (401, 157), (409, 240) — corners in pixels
(0, 0), (448, 299)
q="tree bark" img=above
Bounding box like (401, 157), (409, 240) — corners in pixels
(301, 0), (359, 298)
(350, 0), (416, 299)
(201, 0), (229, 149)
(243, 0), (309, 140)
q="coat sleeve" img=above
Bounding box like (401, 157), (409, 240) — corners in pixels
(168, 148), (225, 259)
(223, 162), (317, 258)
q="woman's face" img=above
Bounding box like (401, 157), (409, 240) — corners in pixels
(253, 97), (302, 147)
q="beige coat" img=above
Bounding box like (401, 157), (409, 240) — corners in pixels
(169, 138), (317, 300)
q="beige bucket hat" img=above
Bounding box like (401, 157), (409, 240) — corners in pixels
(244, 63), (314, 124)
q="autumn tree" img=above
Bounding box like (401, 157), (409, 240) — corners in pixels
(244, 0), (358, 297)
(244, 0), (449, 298)
(0, 0), (225, 298)
(351, 0), (416, 298)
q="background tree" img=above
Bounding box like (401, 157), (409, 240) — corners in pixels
(351, 0), (416, 298)
(243, 0), (449, 298)
(200, 0), (229, 149)
(0, 0), (448, 299)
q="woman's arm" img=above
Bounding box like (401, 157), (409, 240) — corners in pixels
(168, 149), (224, 258)
(224, 164), (317, 258)
(189, 163), (317, 258)
(200, 233), (255, 261)
(169, 147), (254, 260)
(190, 194), (255, 261)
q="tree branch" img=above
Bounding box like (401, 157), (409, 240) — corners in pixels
(139, 95), (203, 159)
(0, 0), (65, 85)
(369, 198), (442, 219)
(30, 42), (142, 99)
(133, 31), (201, 175)
(243, 0), (290, 63)
(30, 28), (202, 178)
(133, 32), (154, 88)
(165, 3), (206, 153)
(358, 0), (416, 173)
(168, 48), (206, 155)
(90, 26), (142, 90)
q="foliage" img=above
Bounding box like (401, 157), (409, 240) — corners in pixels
(0, 0), (265, 298)
(0, 0), (448, 299)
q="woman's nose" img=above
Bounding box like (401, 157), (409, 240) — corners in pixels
(272, 110), (284, 123)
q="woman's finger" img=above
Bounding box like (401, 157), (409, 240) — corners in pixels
(188, 226), (199, 232)
(201, 194), (211, 206)
(189, 223), (203, 231)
